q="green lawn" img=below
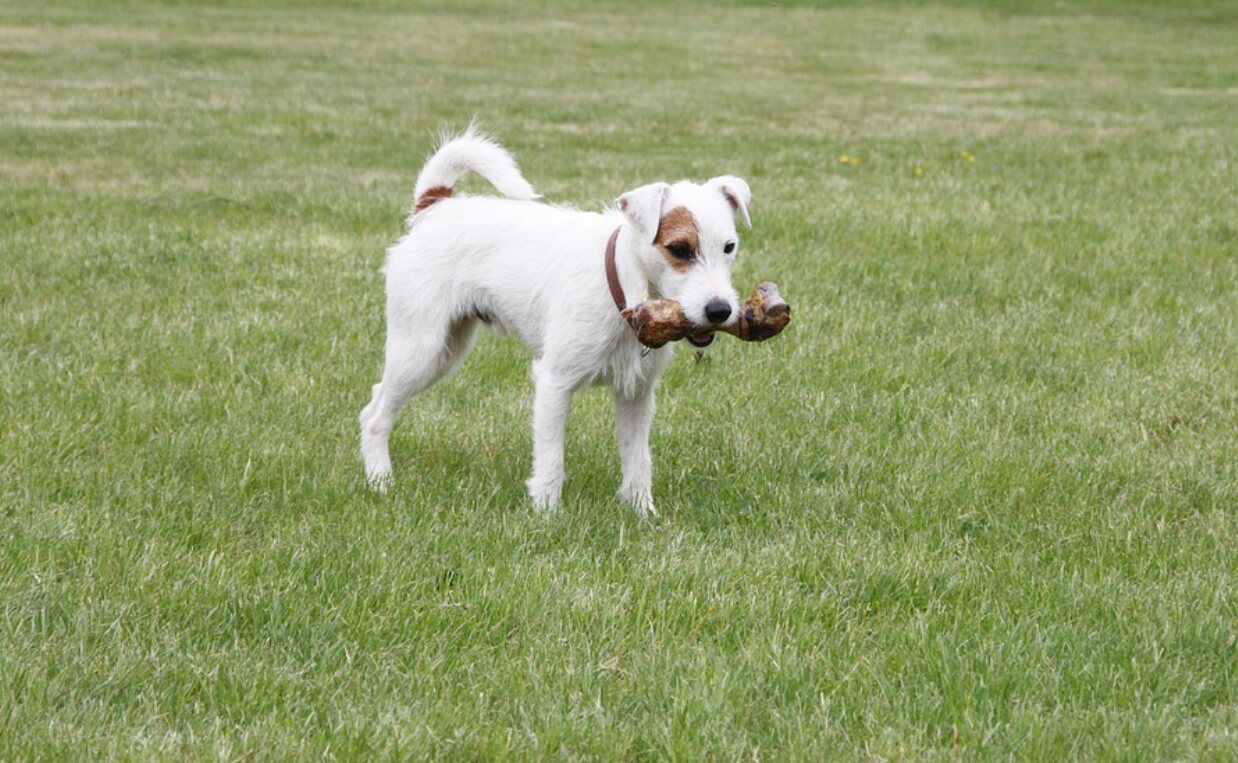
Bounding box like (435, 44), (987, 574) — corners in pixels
(2, 1), (1236, 759)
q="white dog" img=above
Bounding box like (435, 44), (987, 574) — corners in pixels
(360, 127), (751, 516)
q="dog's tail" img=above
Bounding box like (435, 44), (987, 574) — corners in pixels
(410, 124), (538, 218)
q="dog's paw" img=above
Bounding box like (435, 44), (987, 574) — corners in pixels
(526, 478), (562, 513)
(365, 464), (393, 493)
(620, 488), (658, 520)
(360, 429), (392, 493)
(363, 458), (393, 495)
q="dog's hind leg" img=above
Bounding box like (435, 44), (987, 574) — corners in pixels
(360, 317), (480, 491)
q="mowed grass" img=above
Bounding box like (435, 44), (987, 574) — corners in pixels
(2, 0), (1236, 758)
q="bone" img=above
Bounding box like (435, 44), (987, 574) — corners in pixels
(621, 282), (791, 349)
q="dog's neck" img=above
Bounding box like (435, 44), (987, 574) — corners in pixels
(604, 227), (628, 311)
(607, 225), (658, 314)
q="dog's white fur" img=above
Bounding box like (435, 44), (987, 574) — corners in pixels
(360, 126), (751, 516)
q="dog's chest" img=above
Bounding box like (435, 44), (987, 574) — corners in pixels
(597, 342), (672, 398)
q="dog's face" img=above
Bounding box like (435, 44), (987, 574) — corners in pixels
(617, 176), (752, 331)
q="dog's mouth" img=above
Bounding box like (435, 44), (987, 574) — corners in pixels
(687, 332), (715, 348)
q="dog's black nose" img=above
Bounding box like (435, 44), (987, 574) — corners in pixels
(704, 299), (732, 324)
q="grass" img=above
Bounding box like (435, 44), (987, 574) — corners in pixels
(2, 0), (1236, 758)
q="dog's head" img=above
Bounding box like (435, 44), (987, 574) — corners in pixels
(617, 176), (751, 331)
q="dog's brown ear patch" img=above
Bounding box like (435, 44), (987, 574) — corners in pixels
(414, 185), (453, 212)
(653, 206), (699, 271)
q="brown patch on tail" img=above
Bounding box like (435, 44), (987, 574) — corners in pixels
(414, 185), (453, 213)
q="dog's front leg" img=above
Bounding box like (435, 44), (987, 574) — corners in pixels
(526, 367), (574, 511)
(615, 388), (657, 518)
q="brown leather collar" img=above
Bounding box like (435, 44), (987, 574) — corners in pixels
(604, 226), (626, 312)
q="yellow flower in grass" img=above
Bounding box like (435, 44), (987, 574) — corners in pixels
(960, 150), (976, 162)
(838, 155), (862, 165)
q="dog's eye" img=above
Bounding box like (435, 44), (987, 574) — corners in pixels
(667, 243), (695, 260)
(724, 241), (736, 254)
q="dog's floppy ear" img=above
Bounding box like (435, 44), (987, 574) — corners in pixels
(708, 176), (752, 229)
(616, 182), (670, 244)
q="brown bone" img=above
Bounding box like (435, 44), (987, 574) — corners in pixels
(621, 282), (791, 349)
